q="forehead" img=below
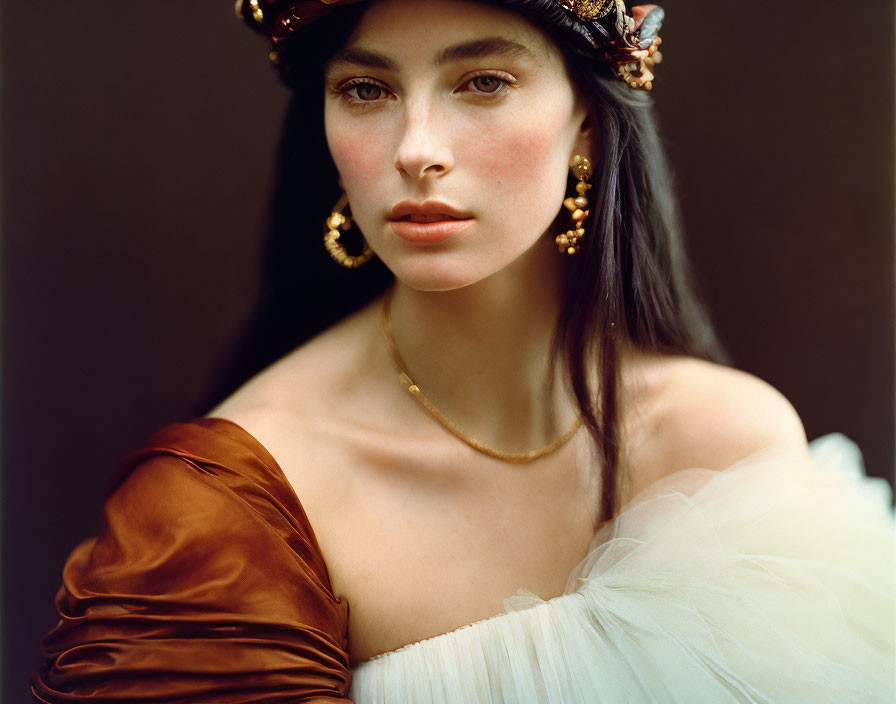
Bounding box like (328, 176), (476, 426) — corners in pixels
(330, 0), (562, 69)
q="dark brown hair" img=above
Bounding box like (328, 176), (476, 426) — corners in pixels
(203, 0), (727, 523)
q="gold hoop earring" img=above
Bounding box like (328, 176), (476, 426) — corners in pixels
(323, 192), (375, 269)
(556, 155), (593, 255)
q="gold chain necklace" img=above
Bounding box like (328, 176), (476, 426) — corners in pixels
(380, 289), (583, 463)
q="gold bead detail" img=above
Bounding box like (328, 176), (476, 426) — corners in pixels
(558, 155), (593, 255)
(323, 192), (375, 269)
(569, 155), (592, 182)
(558, 0), (617, 21)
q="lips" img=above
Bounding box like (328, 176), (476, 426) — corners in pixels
(388, 200), (474, 244)
(390, 200), (472, 222)
(400, 213), (462, 224)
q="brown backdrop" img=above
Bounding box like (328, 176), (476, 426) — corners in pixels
(3, 2), (894, 700)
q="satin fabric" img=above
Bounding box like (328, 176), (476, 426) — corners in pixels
(31, 418), (352, 703)
(31, 420), (895, 703)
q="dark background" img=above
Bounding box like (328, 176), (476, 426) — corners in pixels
(3, 1), (894, 701)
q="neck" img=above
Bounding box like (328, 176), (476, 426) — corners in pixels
(385, 237), (579, 454)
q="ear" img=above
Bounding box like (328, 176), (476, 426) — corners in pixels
(572, 106), (596, 163)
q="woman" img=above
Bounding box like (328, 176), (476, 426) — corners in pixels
(31, 0), (894, 702)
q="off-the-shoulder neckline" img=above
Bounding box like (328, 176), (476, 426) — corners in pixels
(194, 416), (586, 665)
(176, 416), (344, 606)
(199, 416), (289, 476)
(191, 416), (512, 664)
(185, 416), (833, 666)
(197, 415), (315, 520)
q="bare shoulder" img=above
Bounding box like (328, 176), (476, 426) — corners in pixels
(625, 354), (808, 484)
(203, 296), (387, 471)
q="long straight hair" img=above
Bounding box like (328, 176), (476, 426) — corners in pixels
(203, 1), (727, 523)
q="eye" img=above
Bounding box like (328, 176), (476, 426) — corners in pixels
(340, 80), (392, 104)
(468, 75), (505, 93)
(458, 72), (515, 98)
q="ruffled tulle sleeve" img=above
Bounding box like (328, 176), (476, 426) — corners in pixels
(349, 433), (894, 703)
(29, 418), (353, 703)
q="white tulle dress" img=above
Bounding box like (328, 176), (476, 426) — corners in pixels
(348, 434), (895, 703)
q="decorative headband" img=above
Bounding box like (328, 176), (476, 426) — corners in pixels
(236, 0), (665, 90)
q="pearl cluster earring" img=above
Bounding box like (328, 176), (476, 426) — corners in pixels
(556, 155), (593, 255)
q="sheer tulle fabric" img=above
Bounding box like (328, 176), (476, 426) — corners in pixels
(349, 434), (895, 703)
(31, 420), (894, 703)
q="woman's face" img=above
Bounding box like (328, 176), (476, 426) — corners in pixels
(324, 0), (591, 292)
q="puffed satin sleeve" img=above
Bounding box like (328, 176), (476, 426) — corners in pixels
(30, 419), (353, 703)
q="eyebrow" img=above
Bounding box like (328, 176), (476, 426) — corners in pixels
(326, 37), (535, 73)
(436, 37), (535, 65)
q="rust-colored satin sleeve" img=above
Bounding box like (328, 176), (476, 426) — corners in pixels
(30, 418), (353, 703)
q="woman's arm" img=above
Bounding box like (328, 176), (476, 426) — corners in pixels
(30, 451), (353, 703)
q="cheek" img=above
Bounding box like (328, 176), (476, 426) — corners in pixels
(325, 112), (392, 191)
(463, 105), (574, 218)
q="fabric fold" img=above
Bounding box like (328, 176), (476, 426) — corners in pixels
(349, 433), (895, 703)
(31, 418), (353, 704)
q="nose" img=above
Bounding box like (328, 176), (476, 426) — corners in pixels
(393, 103), (454, 180)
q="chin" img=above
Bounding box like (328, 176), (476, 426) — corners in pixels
(381, 251), (499, 293)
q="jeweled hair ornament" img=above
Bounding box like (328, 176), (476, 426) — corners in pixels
(560, 1), (664, 90)
(235, 0), (665, 91)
